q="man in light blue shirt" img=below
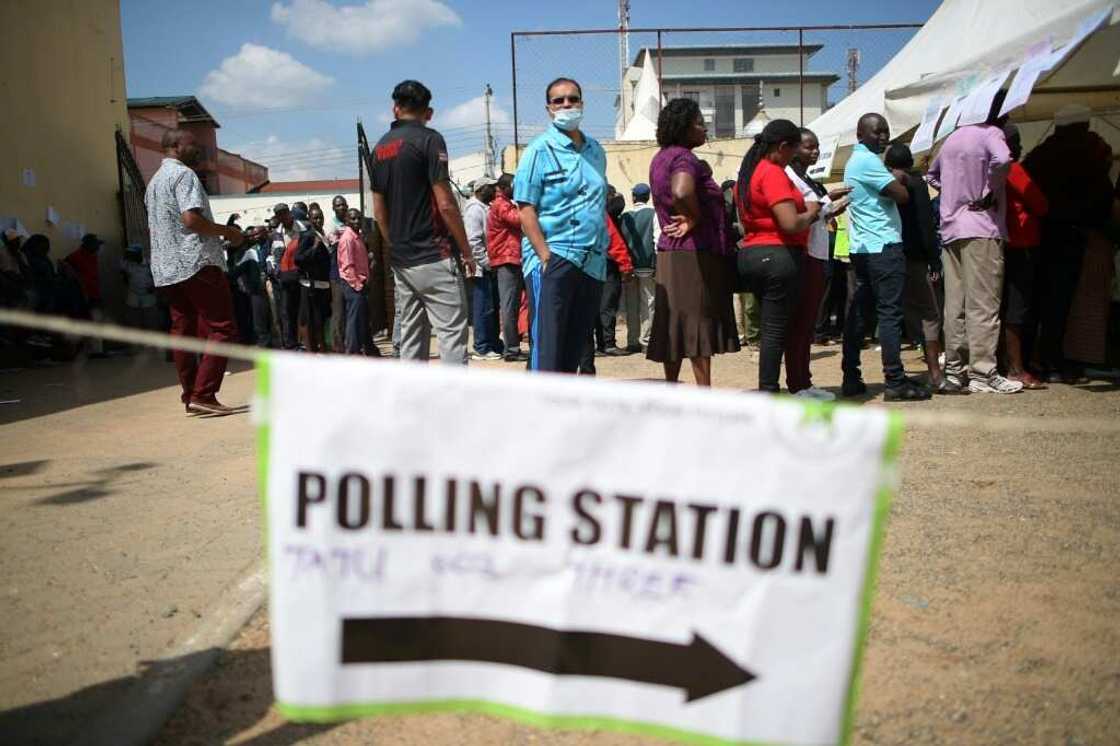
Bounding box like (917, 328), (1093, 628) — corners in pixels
(514, 77), (609, 373)
(841, 112), (930, 401)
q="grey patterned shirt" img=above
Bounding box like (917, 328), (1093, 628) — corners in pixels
(144, 158), (226, 287)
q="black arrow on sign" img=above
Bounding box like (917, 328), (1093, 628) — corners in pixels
(341, 616), (756, 702)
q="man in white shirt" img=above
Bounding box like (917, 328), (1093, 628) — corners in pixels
(144, 128), (244, 415)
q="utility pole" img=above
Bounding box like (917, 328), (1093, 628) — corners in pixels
(483, 83), (495, 177)
(618, 0), (631, 130)
(846, 48), (861, 94)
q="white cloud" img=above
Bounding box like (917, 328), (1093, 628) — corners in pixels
(271, 0), (460, 56)
(435, 94), (511, 130)
(198, 43), (334, 111)
(230, 135), (356, 181)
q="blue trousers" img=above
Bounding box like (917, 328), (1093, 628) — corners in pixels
(528, 256), (604, 373)
(470, 270), (503, 355)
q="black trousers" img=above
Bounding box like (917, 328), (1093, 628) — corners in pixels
(596, 260), (622, 350)
(816, 258), (848, 337)
(1036, 224), (1086, 371)
(736, 245), (802, 392)
(280, 281), (300, 349)
(249, 292), (272, 348)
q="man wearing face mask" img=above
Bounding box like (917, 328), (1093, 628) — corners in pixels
(145, 128), (244, 416)
(514, 77), (610, 373)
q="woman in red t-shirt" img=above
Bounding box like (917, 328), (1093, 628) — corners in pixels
(734, 120), (822, 392)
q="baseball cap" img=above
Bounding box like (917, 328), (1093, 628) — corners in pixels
(631, 183), (651, 198)
(272, 203), (290, 214)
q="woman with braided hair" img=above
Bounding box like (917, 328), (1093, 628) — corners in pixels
(734, 119), (821, 393)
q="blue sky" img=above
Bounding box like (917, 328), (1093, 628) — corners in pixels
(120, 0), (939, 181)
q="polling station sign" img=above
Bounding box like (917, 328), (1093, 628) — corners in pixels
(257, 354), (901, 745)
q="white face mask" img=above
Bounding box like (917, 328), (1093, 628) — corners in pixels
(552, 107), (584, 132)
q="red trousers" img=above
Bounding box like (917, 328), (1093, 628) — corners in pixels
(162, 265), (237, 404)
(785, 255), (827, 393)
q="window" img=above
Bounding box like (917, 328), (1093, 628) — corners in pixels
(703, 58), (715, 71)
(681, 90), (700, 103)
(733, 58), (754, 73)
(773, 88), (781, 97)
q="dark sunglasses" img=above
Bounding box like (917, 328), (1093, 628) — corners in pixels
(549, 95), (582, 105)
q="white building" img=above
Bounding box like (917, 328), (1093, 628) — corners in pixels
(620, 44), (840, 139)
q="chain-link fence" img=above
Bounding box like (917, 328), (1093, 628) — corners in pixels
(509, 24), (922, 160)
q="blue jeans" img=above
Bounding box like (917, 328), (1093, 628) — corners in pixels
(842, 242), (907, 387)
(470, 270), (503, 355)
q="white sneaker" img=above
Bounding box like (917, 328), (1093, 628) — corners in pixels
(795, 387), (836, 401)
(944, 371), (967, 389)
(470, 351), (503, 361)
(968, 373), (1024, 394)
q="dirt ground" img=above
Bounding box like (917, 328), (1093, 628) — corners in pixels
(149, 338), (1120, 746)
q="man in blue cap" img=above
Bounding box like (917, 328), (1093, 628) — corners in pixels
(621, 183), (657, 351)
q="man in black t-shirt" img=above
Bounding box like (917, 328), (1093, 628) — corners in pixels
(370, 80), (474, 364)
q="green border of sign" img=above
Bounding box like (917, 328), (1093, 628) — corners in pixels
(255, 360), (901, 746)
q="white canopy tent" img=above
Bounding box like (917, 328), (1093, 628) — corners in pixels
(617, 52), (662, 141)
(807, 0), (1120, 177)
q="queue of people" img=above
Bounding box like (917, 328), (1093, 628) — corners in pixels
(6, 75), (1116, 416)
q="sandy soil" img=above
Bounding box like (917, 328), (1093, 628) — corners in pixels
(154, 340), (1120, 746)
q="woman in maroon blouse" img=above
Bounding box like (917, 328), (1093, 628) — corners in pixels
(646, 98), (740, 386)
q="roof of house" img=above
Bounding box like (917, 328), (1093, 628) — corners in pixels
(635, 43), (825, 67)
(255, 179), (361, 194)
(660, 71), (841, 86)
(127, 96), (219, 127)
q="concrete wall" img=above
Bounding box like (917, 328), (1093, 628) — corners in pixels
(0, 0), (130, 310)
(661, 53), (805, 76)
(664, 82), (827, 132)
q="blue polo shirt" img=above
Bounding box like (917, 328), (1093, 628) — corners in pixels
(513, 124), (609, 281)
(843, 143), (902, 254)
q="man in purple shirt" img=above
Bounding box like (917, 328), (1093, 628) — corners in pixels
(927, 90), (1022, 394)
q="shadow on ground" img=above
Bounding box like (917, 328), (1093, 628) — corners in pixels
(28, 461), (158, 506)
(0, 646), (338, 746)
(0, 350), (253, 426)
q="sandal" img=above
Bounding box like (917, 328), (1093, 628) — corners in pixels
(1009, 372), (1046, 390)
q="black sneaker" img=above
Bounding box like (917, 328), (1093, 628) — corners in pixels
(934, 378), (969, 395)
(884, 382), (932, 401)
(841, 379), (867, 397)
(604, 346), (630, 356)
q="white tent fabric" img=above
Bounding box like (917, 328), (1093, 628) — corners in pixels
(807, 0), (1119, 176)
(618, 52), (661, 141)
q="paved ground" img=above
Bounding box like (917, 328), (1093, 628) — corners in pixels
(2, 338), (1118, 745)
(0, 350), (261, 744)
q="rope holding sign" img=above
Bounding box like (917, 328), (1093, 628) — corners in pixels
(0, 307), (1117, 434)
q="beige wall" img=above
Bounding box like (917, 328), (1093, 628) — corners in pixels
(0, 0), (130, 309)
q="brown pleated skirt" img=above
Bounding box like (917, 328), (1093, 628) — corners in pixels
(646, 249), (741, 363)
